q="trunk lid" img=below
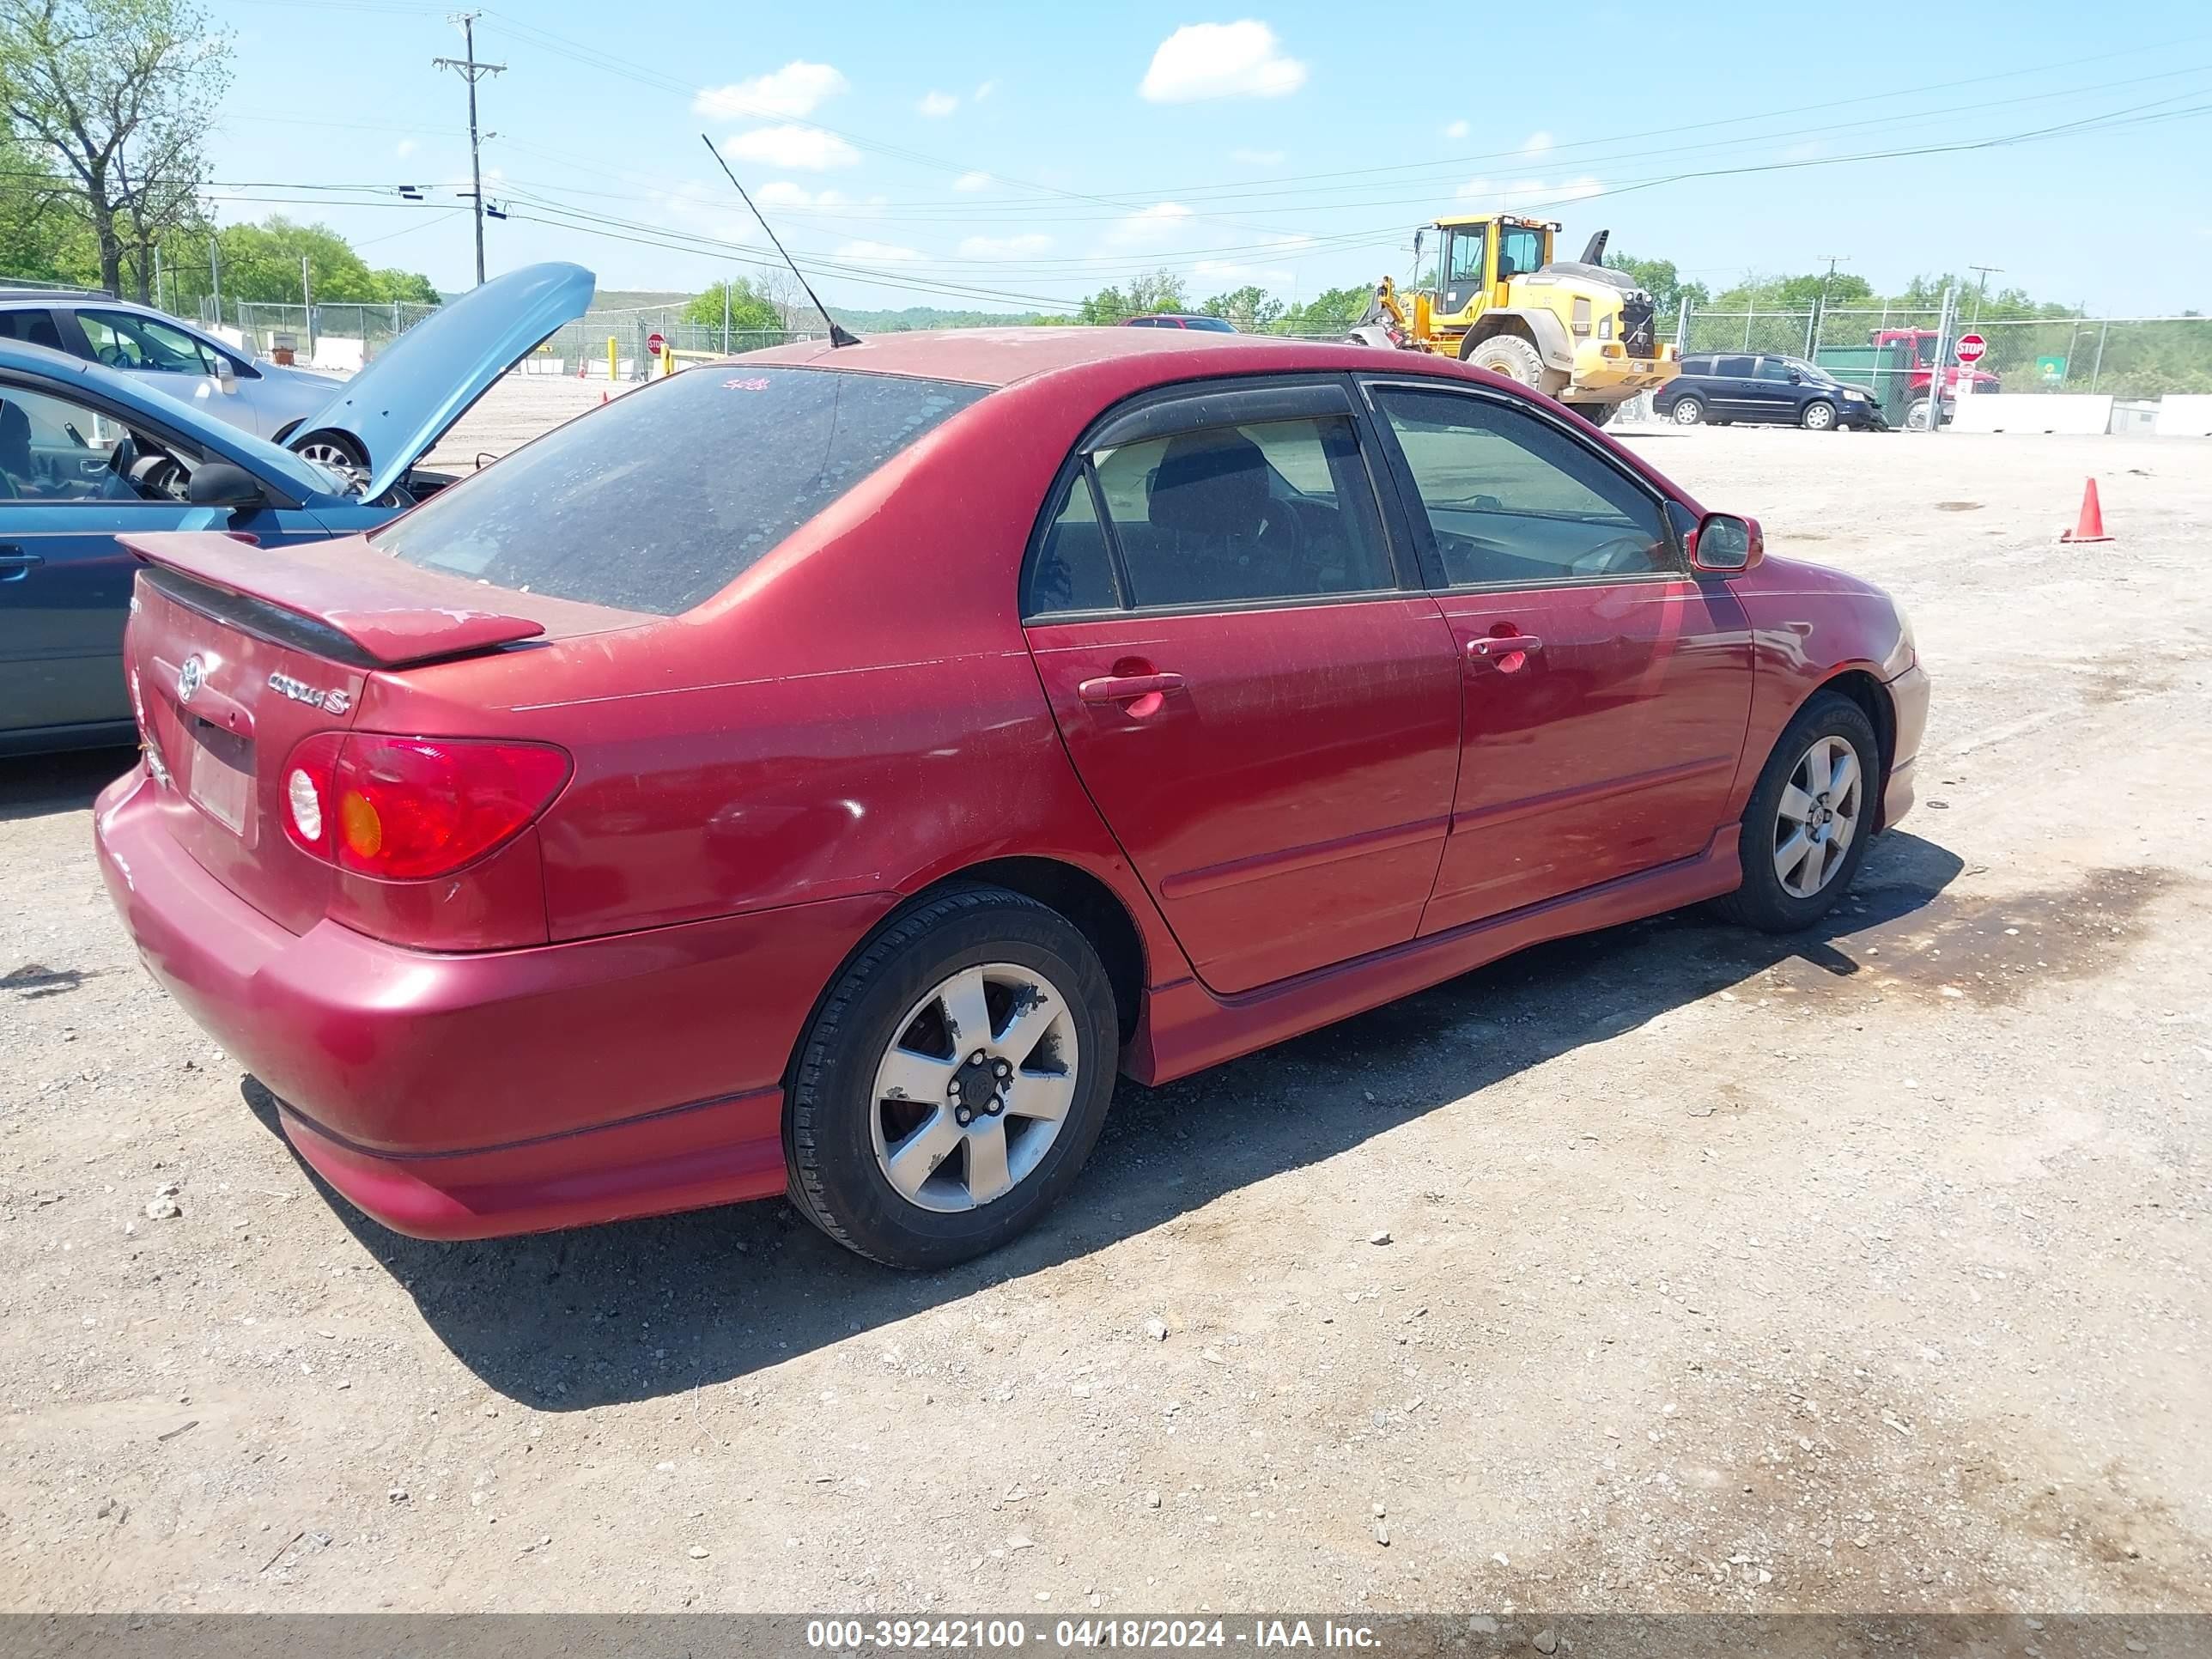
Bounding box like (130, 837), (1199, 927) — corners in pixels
(290, 262), (594, 501)
(118, 530), (618, 937)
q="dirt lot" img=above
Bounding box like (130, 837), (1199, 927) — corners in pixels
(3, 406), (2208, 1616)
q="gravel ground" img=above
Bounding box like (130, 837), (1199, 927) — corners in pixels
(2, 406), (2208, 1615)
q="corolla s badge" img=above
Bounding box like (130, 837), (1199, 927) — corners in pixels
(267, 672), (352, 715)
(175, 654), (204, 702)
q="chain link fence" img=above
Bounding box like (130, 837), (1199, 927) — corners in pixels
(1677, 305), (2212, 399)
(198, 299), (441, 372)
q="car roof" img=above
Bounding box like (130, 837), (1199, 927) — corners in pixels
(741, 325), (1408, 390)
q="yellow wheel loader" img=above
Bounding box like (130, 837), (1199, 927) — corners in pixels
(1349, 216), (1677, 426)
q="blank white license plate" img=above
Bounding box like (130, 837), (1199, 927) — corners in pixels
(187, 739), (253, 836)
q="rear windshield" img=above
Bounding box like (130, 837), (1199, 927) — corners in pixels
(373, 365), (988, 615)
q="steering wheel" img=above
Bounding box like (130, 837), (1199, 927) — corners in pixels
(106, 434), (139, 480)
(1570, 534), (1661, 578)
(96, 346), (131, 368)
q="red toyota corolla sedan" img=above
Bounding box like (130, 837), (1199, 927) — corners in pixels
(94, 328), (1928, 1268)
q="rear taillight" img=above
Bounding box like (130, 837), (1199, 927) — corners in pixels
(279, 732), (570, 879)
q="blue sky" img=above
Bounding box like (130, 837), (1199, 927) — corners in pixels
(208, 0), (2212, 315)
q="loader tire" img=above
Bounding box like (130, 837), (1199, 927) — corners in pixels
(1566, 401), (1617, 428)
(1462, 332), (1546, 389)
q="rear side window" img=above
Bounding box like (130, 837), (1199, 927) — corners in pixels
(374, 367), (988, 616)
(1087, 416), (1392, 609)
(0, 308), (63, 349)
(1714, 355), (1754, 377)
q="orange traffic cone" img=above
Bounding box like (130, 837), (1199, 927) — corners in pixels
(2060, 477), (2112, 544)
(599, 390), (608, 405)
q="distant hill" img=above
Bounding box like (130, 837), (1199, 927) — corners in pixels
(591, 289), (696, 312)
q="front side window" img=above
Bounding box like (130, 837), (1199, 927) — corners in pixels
(374, 366), (988, 617)
(1083, 415), (1394, 610)
(1369, 386), (1672, 586)
(0, 383), (160, 501)
(1754, 358), (1795, 382)
(1498, 227), (1544, 278)
(77, 311), (216, 374)
(1446, 230), (1487, 288)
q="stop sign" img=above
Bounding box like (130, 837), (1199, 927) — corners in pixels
(1954, 332), (1987, 364)
(646, 331), (665, 358)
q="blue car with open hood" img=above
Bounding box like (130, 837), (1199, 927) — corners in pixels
(0, 263), (593, 756)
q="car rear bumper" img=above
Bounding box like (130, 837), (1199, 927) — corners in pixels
(94, 764), (891, 1240)
(1881, 660), (1931, 830)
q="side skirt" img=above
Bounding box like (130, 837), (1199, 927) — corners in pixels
(1125, 835), (1741, 1085)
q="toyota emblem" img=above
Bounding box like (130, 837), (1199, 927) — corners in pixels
(177, 654), (204, 702)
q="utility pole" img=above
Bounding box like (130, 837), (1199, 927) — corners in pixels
(1967, 264), (2002, 326)
(434, 12), (505, 287)
(1809, 254), (1848, 357)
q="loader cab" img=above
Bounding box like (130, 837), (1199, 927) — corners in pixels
(1428, 216), (1557, 325)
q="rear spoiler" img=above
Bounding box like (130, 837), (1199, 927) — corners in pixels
(119, 532), (544, 667)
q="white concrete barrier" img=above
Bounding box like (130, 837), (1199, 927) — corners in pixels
(2154, 395), (2212, 438)
(1950, 394), (2113, 435)
(309, 337), (365, 374)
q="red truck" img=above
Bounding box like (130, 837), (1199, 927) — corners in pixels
(1815, 327), (2002, 429)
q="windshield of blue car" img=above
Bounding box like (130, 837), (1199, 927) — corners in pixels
(372, 365), (990, 616)
(1786, 358), (1840, 385)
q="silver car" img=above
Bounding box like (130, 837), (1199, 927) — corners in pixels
(0, 291), (369, 472)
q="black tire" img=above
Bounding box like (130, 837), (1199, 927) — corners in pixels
(1462, 331), (1545, 388)
(785, 885), (1119, 1270)
(1566, 400), (1617, 428)
(1715, 691), (1881, 933)
(1669, 395), (1705, 426)
(1800, 399), (1838, 431)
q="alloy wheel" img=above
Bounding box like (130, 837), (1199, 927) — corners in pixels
(1772, 734), (1863, 899)
(869, 962), (1080, 1213)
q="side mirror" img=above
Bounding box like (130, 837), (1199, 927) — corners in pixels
(1690, 512), (1762, 574)
(1786, 369), (1802, 384)
(213, 356), (238, 391)
(186, 461), (265, 508)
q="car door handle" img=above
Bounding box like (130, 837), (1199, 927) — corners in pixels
(1079, 671), (1185, 703)
(0, 547), (43, 577)
(1466, 634), (1543, 665)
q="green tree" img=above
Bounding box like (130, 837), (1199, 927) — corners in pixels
(1277, 283), (1370, 335)
(0, 0), (230, 299)
(1200, 284), (1285, 330)
(1074, 269), (1189, 324)
(1775, 270), (1874, 309)
(185, 216), (435, 306)
(683, 276), (782, 331)
(1604, 253), (1709, 316)
(0, 123), (93, 281)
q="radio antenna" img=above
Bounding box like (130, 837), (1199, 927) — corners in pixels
(700, 133), (859, 348)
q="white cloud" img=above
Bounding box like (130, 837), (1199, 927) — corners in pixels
(1443, 119), (1468, 140)
(973, 79), (997, 101)
(1105, 201), (1194, 247)
(724, 125), (861, 171)
(917, 89), (959, 118)
(395, 137), (418, 160)
(835, 239), (922, 264)
(1230, 147), (1284, 166)
(957, 233), (1054, 258)
(695, 62), (848, 120)
(953, 170), (993, 191)
(1139, 21), (1306, 103)
(754, 181), (886, 216)
(1522, 130), (1553, 155)
(1455, 174), (1602, 206)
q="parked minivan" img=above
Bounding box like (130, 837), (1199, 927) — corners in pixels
(1655, 353), (1883, 431)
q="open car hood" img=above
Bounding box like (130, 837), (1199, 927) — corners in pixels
(291, 263), (593, 501)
